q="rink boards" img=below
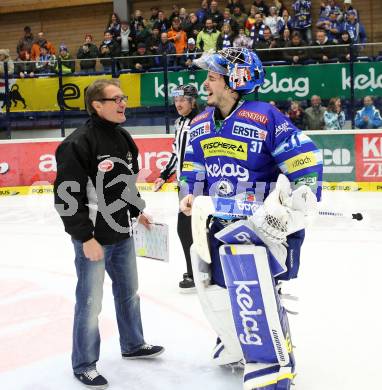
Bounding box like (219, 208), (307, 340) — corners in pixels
(1, 130), (382, 194)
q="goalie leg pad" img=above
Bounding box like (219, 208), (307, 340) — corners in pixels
(243, 362), (295, 390)
(191, 246), (243, 365)
(219, 245), (292, 366)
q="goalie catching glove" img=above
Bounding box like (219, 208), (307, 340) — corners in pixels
(250, 174), (318, 245)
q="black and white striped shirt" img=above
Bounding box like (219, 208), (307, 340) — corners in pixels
(160, 109), (198, 182)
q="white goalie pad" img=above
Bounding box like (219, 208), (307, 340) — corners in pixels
(190, 245), (243, 365)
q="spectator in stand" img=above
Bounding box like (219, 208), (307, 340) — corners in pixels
(276, 9), (292, 36)
(156, 32), (176, 67)
(320, 0), (341, 19)
(216, 23), (235, 50)
(311, 30), (337, 63)
(153, 10), (170, 32)
(35, 45), (56, 74)
(355, 96), (382, 129)
(168, 17), (188, 58)
(245, 6), (258, 33)
(147, 6), (160, 31)
(196, 0), (209, 25)
(180, 38), (202, 68)
(31, 32), (56, 61)
(77, 34), (99, 74)
(252, 0), (269, 16)
(276, 27), (291, 50)
(283, 31), (308, 64)
(106, 12), (121, 40)
(15, 50), (35, 78)
(57, 44), (75, 74)
(196, 18), (220, 52)
(146, 27), (161, 54)
(179, 8), (189, 25)
(0, 49), (14, 77)
(231, 5), (248, 30)
(233, 27), (252, 49)
(316, 9), (341, 43)
(117, 21), (133, 67)
(207, 1), (224, 30)
(134, 23), (151, 49)
(287, 100), (305, 129)
(185, 13), (203, 41)
(255, 26), (277, 62)
(223, 8), (239, 35)
(341, 0), (358, 22)
(249, 12), (266, 45)
(16, 26), (34, 55)
(99, 30), (120, 72)
(264, 6), (282, 38)
(272, 0), (288, 17)
(226, 0), (246, 14)
(304, 95), (326, 130)
(340, 10), (366, 48)
(336, 30), (352, 62)
(324, 97), (345, 130)
(130, 10), (145, 36)
(291, 0), (312, 44)
(128, 43), (154, 72)
(169, 5), (180, 24)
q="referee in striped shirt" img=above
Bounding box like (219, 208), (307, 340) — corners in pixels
(154, 85), (199, 291)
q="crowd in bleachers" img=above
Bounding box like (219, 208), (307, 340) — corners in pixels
(0, 0), (373, 77)
(1, 0), (382, 129)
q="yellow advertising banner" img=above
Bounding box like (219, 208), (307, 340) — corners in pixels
(1, 73), (140, 112)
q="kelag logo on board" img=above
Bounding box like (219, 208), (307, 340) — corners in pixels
(355, 134), (382, 181)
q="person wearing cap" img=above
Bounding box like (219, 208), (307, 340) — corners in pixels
(57, 44), (75, 73)
(128, 42), (154, 72)
(178, 47), (322, 390)
(77, 34), (99, 74)
(153, 85), (199, 291)
(340, 8), (366, 47)
(341, 0), (358, 22)
(180, 37), (202, 68)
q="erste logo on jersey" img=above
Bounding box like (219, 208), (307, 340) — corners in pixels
(190, 111), (210, 125)
(98, 159), (114, 172)
(201, 137), (248, 160)
(190, 122), (210, 141)
(237, 109), (268, 125)
(232, 121), (267, 141)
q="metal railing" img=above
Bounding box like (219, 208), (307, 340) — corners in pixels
(1, 42), (382, 139)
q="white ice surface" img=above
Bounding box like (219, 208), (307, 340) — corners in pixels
(0, 191), (381, 390)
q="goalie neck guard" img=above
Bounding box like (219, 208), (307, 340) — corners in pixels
(193, 47), (265, 95)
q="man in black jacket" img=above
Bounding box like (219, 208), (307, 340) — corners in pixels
(54, 79), (164, 390)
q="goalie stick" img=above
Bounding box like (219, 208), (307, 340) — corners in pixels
(318, 210), (363, 221)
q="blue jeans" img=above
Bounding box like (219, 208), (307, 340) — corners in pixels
(71, 237), (144, 373)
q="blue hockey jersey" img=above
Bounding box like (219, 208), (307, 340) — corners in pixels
(180, 100), (323, 202)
